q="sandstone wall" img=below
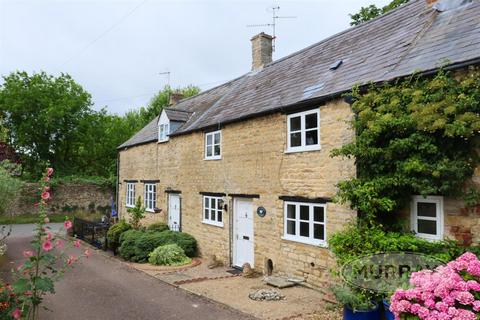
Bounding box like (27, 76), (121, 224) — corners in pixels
(8, 183), (113, 217)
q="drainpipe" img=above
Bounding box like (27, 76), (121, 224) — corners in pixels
(115, 152), (120, 221)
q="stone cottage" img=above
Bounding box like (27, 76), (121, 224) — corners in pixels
(117, 0), (480, 287)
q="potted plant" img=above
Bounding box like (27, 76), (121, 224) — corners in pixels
(331, 285), (381, 320)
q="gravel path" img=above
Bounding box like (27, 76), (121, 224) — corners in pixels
(1, 234), (255, 320)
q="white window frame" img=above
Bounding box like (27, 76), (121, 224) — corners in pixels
(144, 183), (157, 212)
(411, 195), (444, 241)
(286, 109), (321, 153)
(202, 196), (224, 227)
(204, 130), (222, 160)
(158, 123), (169, 142)
(125, 183), (135, 208)
(282, 201), (327, 246)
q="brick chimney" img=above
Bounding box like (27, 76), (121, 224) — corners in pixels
(426, 0), (438, 5)
(251, 32), (273, 71)
(169, 92), (184, 106)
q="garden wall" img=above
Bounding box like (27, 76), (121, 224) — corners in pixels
(7, 183), (113, 217)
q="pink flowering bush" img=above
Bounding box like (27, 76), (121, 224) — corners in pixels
(0, 167), (89, 320)
(391, 252), (480, 320)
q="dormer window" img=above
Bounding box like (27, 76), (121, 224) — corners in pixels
(158, 110), (170, 142)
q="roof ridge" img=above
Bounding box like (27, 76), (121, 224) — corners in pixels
(164, 107), (193, 113)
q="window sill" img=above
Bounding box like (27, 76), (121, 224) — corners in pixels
(285, 146), (321, 154)
(204, 157), (222, 161)
(414, 233), (444, 242)
(126, 204), (135, 208)
(145, 209), (155, 213)
(281, 236), (327, 248)
(202, 220), (224, 228)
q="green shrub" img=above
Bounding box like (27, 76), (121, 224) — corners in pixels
(128, 197), (145, 229)
(119, 230), (197, 262)
(147, 222), (169, 233)
(329, 223), (461, 267)
(0, 162), (24, 215)
(107, 220), (131, 251)
(148, 244), (191, 266)
(118, 229), (144, 261)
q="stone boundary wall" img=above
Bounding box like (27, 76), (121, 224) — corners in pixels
(7, 183), (113, 217)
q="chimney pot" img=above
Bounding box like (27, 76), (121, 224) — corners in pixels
(251, 32), (273, 71)
(169, 92), (184, 106)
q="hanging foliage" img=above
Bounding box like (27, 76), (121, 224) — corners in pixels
(332, 67), (480, 221)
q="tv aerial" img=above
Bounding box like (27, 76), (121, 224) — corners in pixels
(247, 6), (297, 52)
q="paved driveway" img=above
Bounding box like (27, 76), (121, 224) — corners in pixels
(1, 229), (254, 320)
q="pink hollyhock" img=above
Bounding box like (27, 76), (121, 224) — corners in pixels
(42, 240), (53, 252)
(41, 191), (50, 200)
(11, 308), (21, 319)
(55, 239), (64, 249)
(67, 255), (76, 265)
(44, 176), (50, 182)
(64, 220), (73, 230)
(44, 216), (50, 223)
(46, 232), (53, 241)
(74, 239), (81, 248)
(43, 186), (50, 192)
(22, 250), (34, 258)
(46, 167), (54, 177)
(84, 249), (91, 258)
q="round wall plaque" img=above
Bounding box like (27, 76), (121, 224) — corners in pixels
(257, 206), (266, 217)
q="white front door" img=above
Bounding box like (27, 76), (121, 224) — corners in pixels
(233, 198), (254, 268)
(168, 194), (181, 232)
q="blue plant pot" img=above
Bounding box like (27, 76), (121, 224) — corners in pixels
(383, 300), (395, 320)
(343, 302), (381, 320)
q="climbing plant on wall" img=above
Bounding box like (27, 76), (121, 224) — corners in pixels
(332, 67), (480, 222)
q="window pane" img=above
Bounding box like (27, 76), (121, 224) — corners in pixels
(214, 132), (221, 144)
(314, 206), (324, 222)
(204, 209), (209, 219)
(287, 221), (295, 235)
(300, 205), (309, 220)
(206, 146), (212, 157)
(211, 210), (216, 221)
(211, 198), (216, 209)
(204, 198), (209, 209)
(300, 222), (309, 237)
(214, 145), (221, 156)
(206, 134), (212, 145)
(417, 202), (437, 218)
(306, 130), (318, 145)
(217, 199), (222, 210)
(290, 116), (301, 131)
(418, 219), (437, 235)
(314, 224), (325, 240)
(290, 132), (301, 147)
(217, 211), (222, 222)
(305, 113), (318, 129)
(287, 204), (296, 219)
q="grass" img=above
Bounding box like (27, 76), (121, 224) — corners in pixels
(0, 211), (103, 225)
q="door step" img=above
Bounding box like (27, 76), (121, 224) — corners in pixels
(264, 276), (300, 288)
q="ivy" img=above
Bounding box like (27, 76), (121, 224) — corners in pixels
(332, 68), (480, 221)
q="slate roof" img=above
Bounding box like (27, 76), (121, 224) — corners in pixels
(119, 0), (480, 149)
(164, 108), (193, 122)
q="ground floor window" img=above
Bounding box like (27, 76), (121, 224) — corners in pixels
(144, 183), (157, 212)
(202, 196), (223, 227)
(283, 201), (326, 246)
(411, 195), (444, 240)
(126, 183), (135, 207)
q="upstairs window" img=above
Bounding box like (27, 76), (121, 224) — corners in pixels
(411, 196), (444, 241)
(283, 201), (326, 246)
(144, 183), (157, 212)
(205, 130), (221, 160)
(287, 109), (320, 152)
(126, 183), (135, 208)
(202, 196), (223, 227)
(158, 123), (169, 142)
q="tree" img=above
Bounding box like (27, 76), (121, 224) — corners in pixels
(349, 0), (410, 26)
(0, 71), (93, 178)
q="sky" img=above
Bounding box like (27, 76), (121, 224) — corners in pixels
(0, 0), (391, 115)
